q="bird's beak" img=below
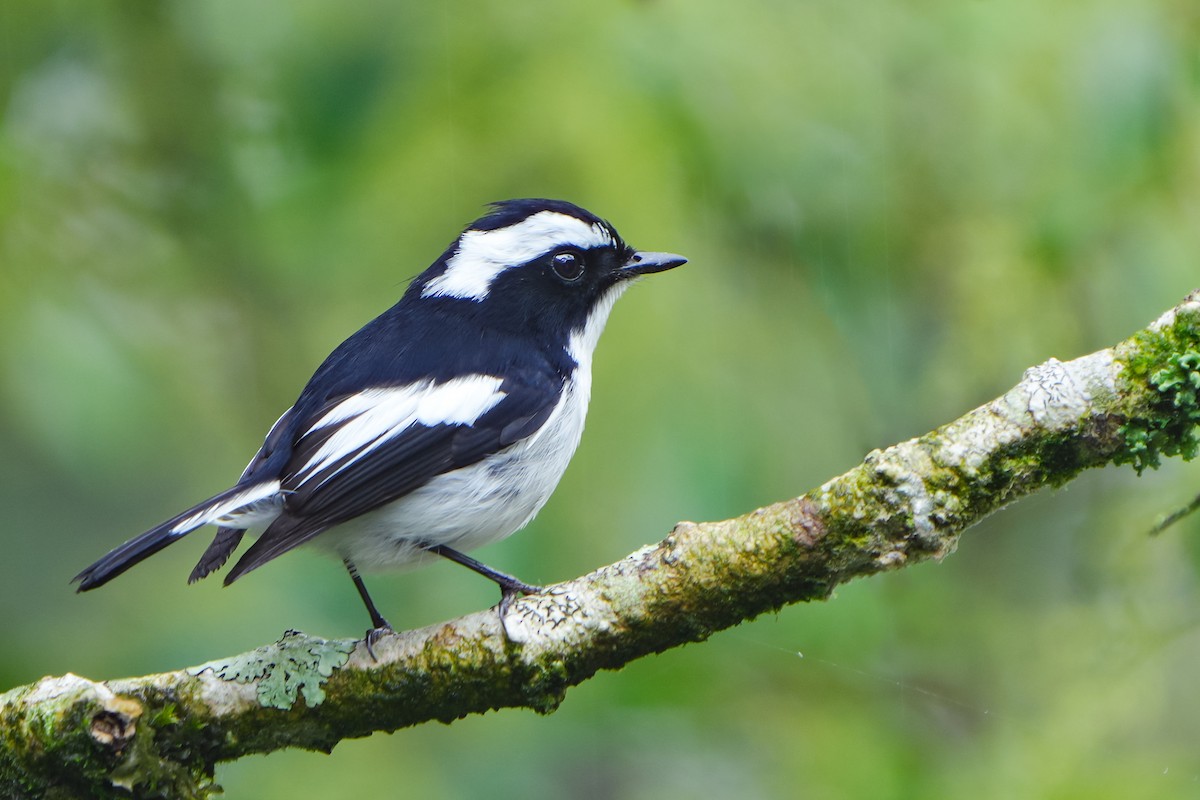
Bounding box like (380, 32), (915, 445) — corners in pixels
(619, 250), (688, 278)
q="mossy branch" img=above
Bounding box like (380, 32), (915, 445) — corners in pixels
(5, 291), (1200, 799)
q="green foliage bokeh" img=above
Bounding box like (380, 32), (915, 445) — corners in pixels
(3, 1), (1200, 797)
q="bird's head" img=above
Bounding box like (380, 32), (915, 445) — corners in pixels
(412, 199), (686, 361)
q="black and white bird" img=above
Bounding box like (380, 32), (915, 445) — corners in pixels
(74, 199), (686, 645)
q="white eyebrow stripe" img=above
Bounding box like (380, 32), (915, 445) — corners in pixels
(294, 375), (507, 485)
(421, 211), (613, 301)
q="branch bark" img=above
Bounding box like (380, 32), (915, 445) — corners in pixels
(5, 291), (1200, 799)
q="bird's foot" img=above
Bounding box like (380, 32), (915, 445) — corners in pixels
(363, 620), (394, 661)
(497, 579), (542, 640)
(419, 544), (541, 640)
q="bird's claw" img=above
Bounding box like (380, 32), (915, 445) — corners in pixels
(497, 581), (541, 640)
(363, 622), (393, 661)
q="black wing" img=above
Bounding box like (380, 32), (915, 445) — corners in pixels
(222, 374), (561, 583)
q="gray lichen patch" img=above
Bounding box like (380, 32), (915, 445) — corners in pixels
(510, 586), (607, 644)
(190, 630), (355, 711)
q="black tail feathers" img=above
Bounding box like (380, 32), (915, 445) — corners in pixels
(188, 527), (247, 584)
(73, 483), (273, 591)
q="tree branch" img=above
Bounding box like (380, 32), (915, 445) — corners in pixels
(5, 291), (1200, 799)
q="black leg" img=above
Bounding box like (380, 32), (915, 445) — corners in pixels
(424, 545), (541, 635)
(344, 558), (391, 658)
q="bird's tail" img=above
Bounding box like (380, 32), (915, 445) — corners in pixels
(73, 481), (281, 591)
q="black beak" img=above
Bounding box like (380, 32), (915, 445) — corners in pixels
(619, 250), (688, 278)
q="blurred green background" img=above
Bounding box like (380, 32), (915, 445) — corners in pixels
(3, 1), (1200, 797)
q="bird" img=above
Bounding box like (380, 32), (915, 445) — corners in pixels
(73, 198), (686, 649)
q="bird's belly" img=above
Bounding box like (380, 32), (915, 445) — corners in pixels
(319, 383), (587, 571)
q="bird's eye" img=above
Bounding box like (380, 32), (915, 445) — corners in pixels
(551, 251), (585, 283)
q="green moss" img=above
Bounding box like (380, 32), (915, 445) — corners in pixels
(1, 680), (224, 800)
(518, 657), (570, 714)
(1114, 314), (1200, 474)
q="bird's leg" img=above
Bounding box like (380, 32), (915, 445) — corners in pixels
(423, 544), (541, 637)
(344, 558), (392, 659)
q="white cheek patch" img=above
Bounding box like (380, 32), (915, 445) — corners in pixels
(294, 375), (507, 485)
(421, 211), (613, 301)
